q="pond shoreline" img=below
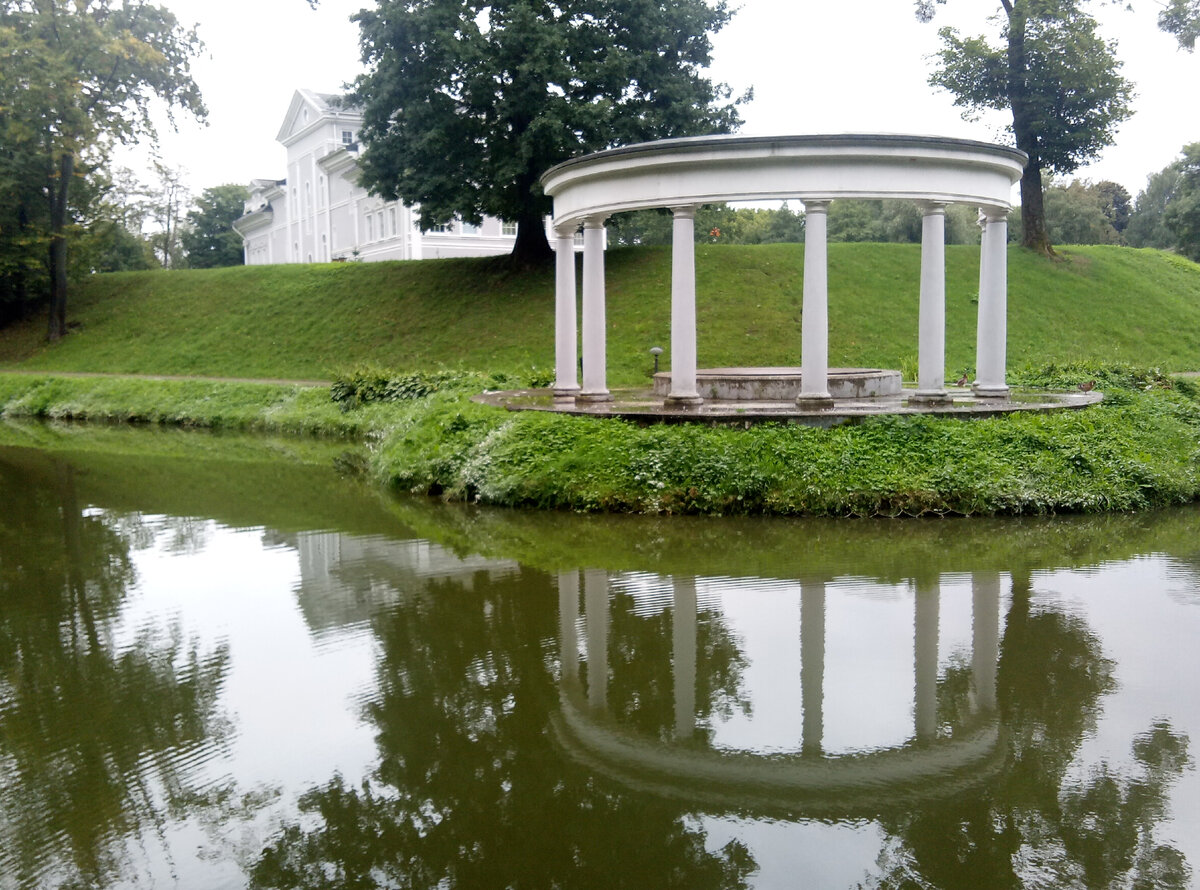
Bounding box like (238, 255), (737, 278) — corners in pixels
(1, 365), (1198, 518)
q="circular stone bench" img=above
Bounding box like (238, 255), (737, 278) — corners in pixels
(652, 368), (902, 401)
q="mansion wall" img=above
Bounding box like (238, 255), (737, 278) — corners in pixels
(235, 90), (517, 265)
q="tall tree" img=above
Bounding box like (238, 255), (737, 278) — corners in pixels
(148, 161), (188, 269)
(0, 1), (205, 338)
(180, 183), (249, 268)
(347, 0), (746, 266)
(1126, 163), (1183, 249)
(920, 0), (1135, 255)
(1163, 142), (1200, 261)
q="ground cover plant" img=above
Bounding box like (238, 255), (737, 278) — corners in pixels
(363, 365), (1200, 517)
(3, 363), (1196, 518)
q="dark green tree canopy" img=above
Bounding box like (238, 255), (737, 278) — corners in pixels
(181, 184), (249, 269)
(930, 11), (1133, 175)
(923, 0), (1135, 254)
(348, 0), (747, 264)
(918, 0), (1197, 255)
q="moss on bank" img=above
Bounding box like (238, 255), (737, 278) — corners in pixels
(2, 365), (1198, 518)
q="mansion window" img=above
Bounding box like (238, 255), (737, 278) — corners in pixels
(429, 222), (451, 233)
(341, 130), (354, 145)
(501, 221), (517, 236)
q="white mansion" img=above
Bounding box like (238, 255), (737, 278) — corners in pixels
(233, 89), (518, 264)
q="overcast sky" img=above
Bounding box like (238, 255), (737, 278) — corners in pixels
(133, 0), (1197, 202)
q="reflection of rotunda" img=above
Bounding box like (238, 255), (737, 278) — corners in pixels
(551, 570), (1005, 816)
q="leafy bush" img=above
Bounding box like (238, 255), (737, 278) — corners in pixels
(330, 367), (482, 411)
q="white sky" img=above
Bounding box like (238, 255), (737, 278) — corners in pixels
(135, 0), (1197, 201)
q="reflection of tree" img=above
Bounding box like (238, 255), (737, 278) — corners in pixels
(1059, 722), (1192, 889)
(0, 458), (231, 890)
(607, 588), (749, 743)
(863, 574), (1192, 889)
(250, 568), (754, 889)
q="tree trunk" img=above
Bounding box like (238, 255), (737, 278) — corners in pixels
(1018, 158), (1053, 255)
(1006, 0), (1055, 256)
(13, 203), (30, 323)
(509, 205), (554, 267)
(46, 151), (73, 341)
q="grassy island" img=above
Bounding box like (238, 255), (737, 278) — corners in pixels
(1, 243), (1199, 517)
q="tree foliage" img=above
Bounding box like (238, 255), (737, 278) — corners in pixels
(0, 0), (205, 337)
(608, 204), (805, 247)
(1158, 0), (1200, 50)
(607, 201), (987, 248)
(1163, 143), (1200, 261)
(826, 200), (981, 245)
(181, 184), (250, 269)
(1123, 143), (1200, 260)
(1126, 164), (1183, 249)
(923, 0), (1135, 255)
(1027, 177), (1132, 245)
(348, 0), (747, 265)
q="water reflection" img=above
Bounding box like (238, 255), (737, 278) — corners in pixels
(249, 565), (757, 890)
(1, 439), (1198, 888)
(554, 569), (1006, 819)
(0, 454), (231, 889)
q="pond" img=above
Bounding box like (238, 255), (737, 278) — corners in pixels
(1, 432), (1198, 889)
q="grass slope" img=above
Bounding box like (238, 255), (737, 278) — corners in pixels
(1, 245), (1198, 384)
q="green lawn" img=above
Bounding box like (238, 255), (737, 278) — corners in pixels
(2, 244), (1198, 384)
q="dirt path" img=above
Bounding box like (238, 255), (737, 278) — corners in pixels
(0, 369), (330, 387)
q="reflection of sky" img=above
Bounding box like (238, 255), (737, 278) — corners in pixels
(66, 509), (1200, 890)
(698, 815), (887, 890)
(622, 572), (1008, 755)
(111, 519), (381, 887)
(1033, 557), (1200, 877)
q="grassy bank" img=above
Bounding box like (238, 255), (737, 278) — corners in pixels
(2, 243), (1198, 518)
(2, 245), (1199, 384)
(3, 365), (1198, 517)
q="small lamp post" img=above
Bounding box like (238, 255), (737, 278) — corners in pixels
(649, 346), (663, 375)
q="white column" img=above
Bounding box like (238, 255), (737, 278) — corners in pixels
(584, 569), (609, 709)
(914, 203), (950, 403)
(666, 205), (702, 406)
(559, 570), (580, 682)
(577, 216), (612, 403)
(801, 578), (826, 755)
(798, 200), (833, 408)
(973, 208), (1010, 398)
(971, 573), (1000, 713)
(553, 227), (580, 397)
(914, 577), (940, 742)
(408, 207), (423, 261)
(672, 576), (697, 739)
